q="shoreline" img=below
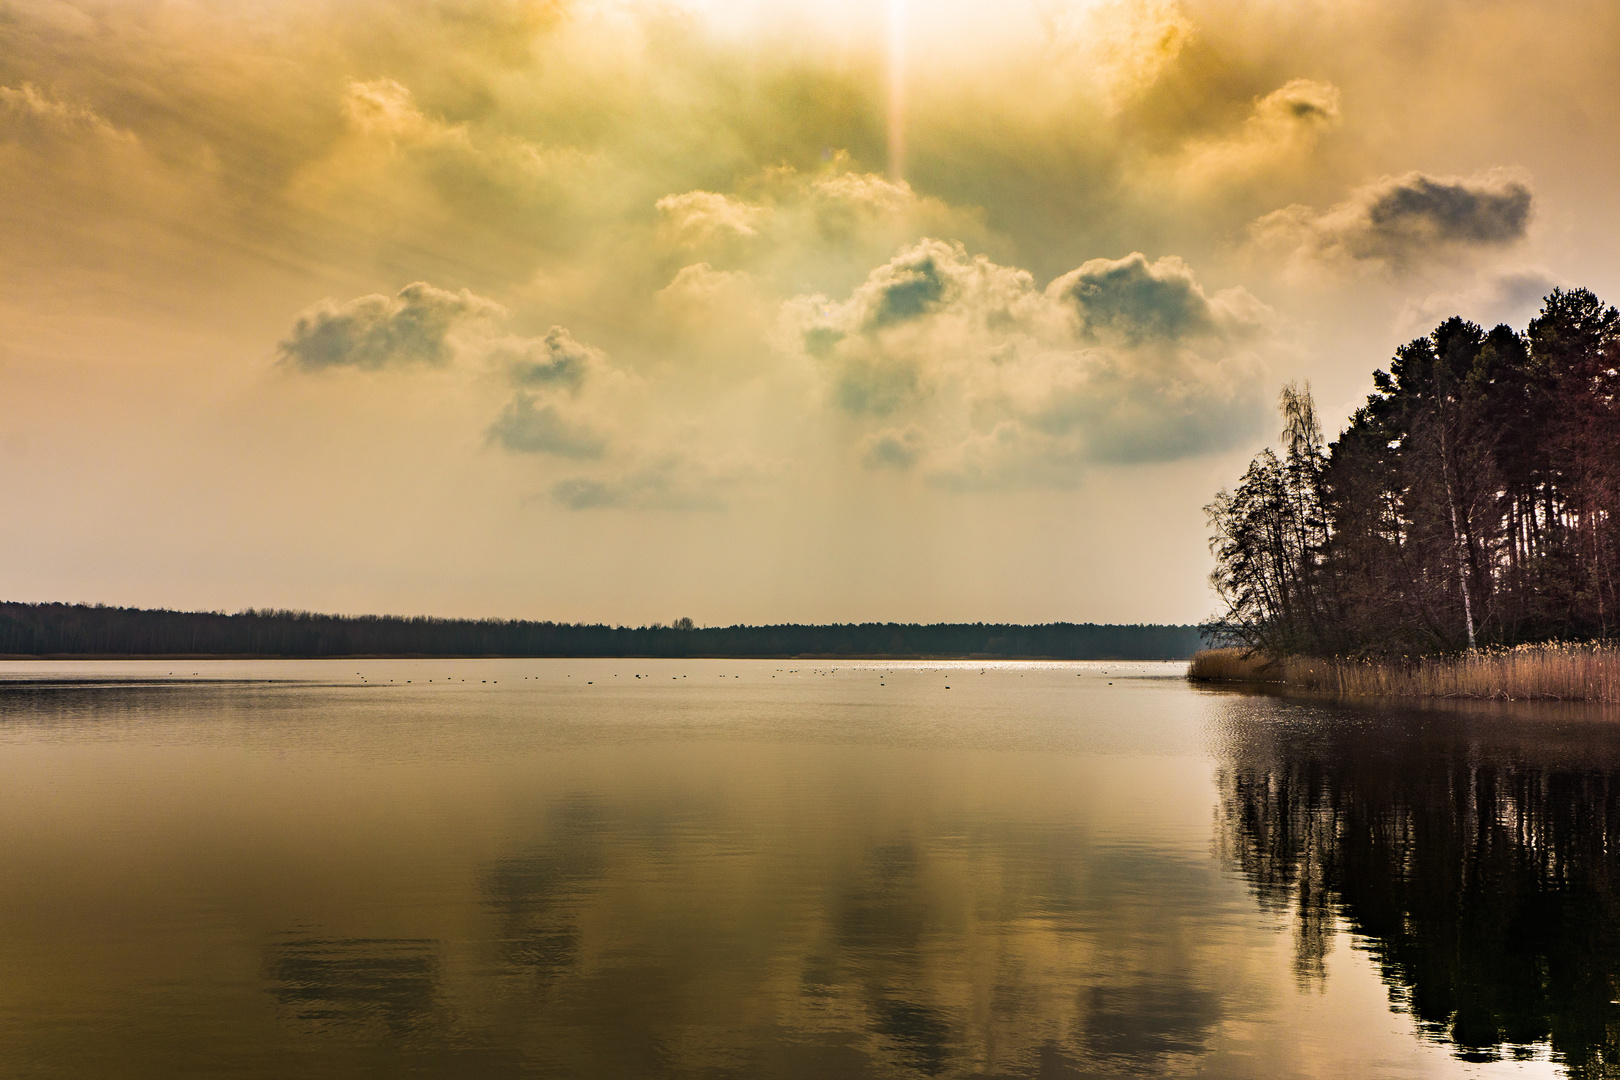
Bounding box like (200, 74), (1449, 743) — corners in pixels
(1188, 646), (1620, 703)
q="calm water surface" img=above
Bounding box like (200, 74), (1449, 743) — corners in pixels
(1, 659), (1615, 1078)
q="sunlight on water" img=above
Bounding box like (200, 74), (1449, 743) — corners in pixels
(0, 659), (1604, 1078)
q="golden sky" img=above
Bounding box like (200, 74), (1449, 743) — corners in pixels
(2, 0), (1616, 624)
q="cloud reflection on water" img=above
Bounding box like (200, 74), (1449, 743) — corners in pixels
(1, 661), (1604, 1077)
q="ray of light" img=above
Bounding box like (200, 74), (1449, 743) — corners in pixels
(887, 0), (906, 183)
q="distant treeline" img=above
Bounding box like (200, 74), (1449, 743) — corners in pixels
(0, 602), (1203, 660)
(1209, 287), (1620, 657)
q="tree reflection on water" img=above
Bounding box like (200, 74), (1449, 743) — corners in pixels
(1218, 696), (1620, 1075)
(24, 666), (1618, 1078)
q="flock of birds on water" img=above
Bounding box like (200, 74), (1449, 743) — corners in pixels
(143, 667), (1123, 690)
(323, 667), (1116, 688)
(149, 663), (1114, 689)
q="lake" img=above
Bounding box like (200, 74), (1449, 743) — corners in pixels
(0, 658), (1614, 1078)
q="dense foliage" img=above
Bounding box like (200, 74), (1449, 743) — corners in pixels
(0, 602), (1202, 660)
(1209, 288), (1620, 656)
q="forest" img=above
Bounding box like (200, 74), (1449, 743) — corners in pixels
(1208, 287), (1620, 657)
(0, 602), (1201, 660)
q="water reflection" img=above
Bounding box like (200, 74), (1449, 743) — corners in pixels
(1217, 695), (1620, 1075)
(6, 660), (1609, 1078)
(482, 798), (606, 985)
(432, 781), (1254, 1079)
(265, 937), (442, 1035)
(1080, 978), (1220, 1062)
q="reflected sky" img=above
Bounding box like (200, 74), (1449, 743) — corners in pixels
(0, 659), (1602, 1077)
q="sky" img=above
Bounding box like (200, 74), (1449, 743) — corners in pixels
(1, 0), (1617, 626)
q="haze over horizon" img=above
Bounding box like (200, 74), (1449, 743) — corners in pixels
(3, 0), (1617, 626)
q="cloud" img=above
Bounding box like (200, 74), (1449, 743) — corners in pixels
(1253, 170), (1534, 272)
(652, 263), (764, 328)
(278, 284), (624, 463)
(1252, 79), (1341, 130)
(495, 326), (602, 391)
(342, 78), (435, 140)
(653, 163), (986, 284)
(285, 77), (590, 272)
(549, 453), (765, 511)
(486, 395), (609, 458)
(0, 83), (132, 149)
(482, 325), (641, 461)
(1051, 252), (1267, 344)
(834, 357), (923, 416)
(551, 474), (715, 511)
(656, 191), (765, 247)
(798, 171), (947, 243)
(861, 426), (926, 470)
(1174, 80), (1341, 189)
(1047, 0), (1195, 107)
(279, 280), (759, 500)
(0, 81), (182, 248)
(784, 239), (1270, 486)
(786, 239), (1040, 415)
(278, 282), (503, 370)
(1395, 266), (1566, 337)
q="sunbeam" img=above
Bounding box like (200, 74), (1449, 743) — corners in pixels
(887, 0), (906, 183)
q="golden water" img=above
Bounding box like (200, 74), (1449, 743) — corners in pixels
(0, 659), (1605, 1078)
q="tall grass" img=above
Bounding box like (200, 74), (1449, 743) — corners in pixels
(1187, 648), (1281, 684)
(1188, 644), (1620, 702)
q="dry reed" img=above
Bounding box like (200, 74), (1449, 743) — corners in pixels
(1186, 648), (1281, 684)
(1188, 644), (1620, 702)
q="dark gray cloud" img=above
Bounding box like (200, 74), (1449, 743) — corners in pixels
(1254, 170), (1534, 270)
(1364, 173), (1531, 247)
(1052, 253), (1241, 343)
(486, 395), (608, 459)
(498, 326), (598, 391)
(859, 249), (950, 330)
(282, 288), (620, 460)
(486, 324), (622, 460)
(278, 283), (500, 370)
